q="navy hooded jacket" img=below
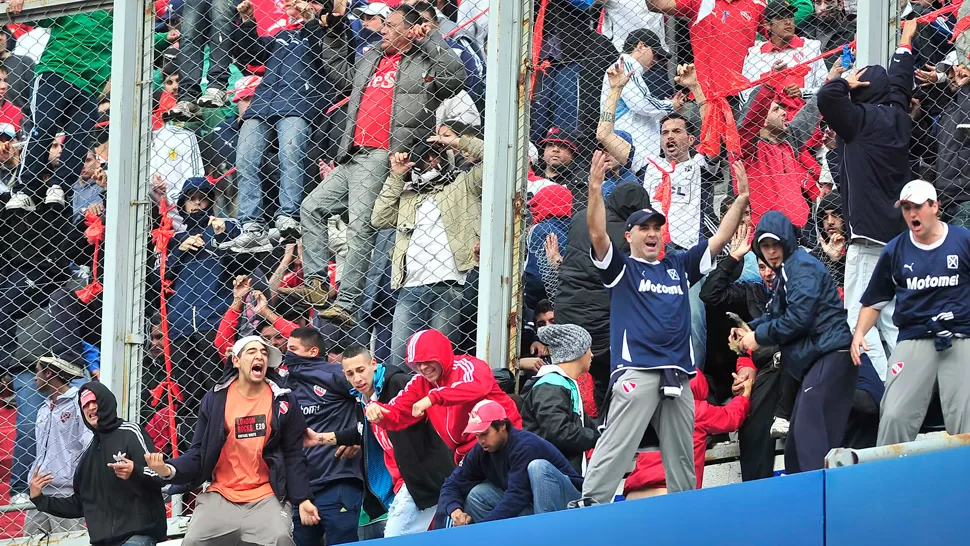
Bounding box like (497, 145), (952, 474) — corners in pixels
(167, 177), (240, 340)
(234, 18), (351, 121)
(750, 211), (852, 380)
(816, 49), (914, 244)
(162, 371), (312, 506)
(279, 354), (363, 496)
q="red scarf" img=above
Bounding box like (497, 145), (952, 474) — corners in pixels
(646, 158), (675, 260)
(75, 209), (105, 304)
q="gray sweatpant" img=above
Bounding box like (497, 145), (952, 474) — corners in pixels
(182, 492), (294, 546)
(582, 368), (695, 504)
(878, 338), (970, 446)
(300, 147), (389, 310)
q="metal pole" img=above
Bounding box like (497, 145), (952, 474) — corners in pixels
(825, 432), (970, 468)
(102, 0), (151, 418)
(476, 0), (529, 369)
(855, 0), (893, 68)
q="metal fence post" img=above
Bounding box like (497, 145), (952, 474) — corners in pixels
(476, 0), (531, 370)
(101, 0), (152, 419)
(856, 0), (894, 68)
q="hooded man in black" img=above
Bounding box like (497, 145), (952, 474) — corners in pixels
(816, 19), (920, 383)
(29, 382), (168, 546)
(736, 211), (858, 474)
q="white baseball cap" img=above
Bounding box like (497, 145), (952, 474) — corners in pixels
(354, 2), (391, 18)
(895, 180), (938, 207)
(232, 335), (283, 369)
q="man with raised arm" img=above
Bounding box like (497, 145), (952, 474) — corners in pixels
(575, 151), (750, 505)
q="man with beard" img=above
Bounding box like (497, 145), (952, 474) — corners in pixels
(817, 19), (919, 381)
(799, 0), (857, 68)
(536, 127), (589, 209)
(810, 190), (847, 290)
(146, 336), (320, 545)
(371, 132), (484, 369)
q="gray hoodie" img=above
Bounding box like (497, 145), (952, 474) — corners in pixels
(34, 386), (93, 496)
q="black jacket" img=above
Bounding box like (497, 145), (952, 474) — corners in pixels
(31, 382), (167, 546)
(520, 368), (599, 474)
(555, 183), (652, 357)
(817, 50), (913, 244)
(798, 13), (857, 68)
(164, 372), (312, 506)
(936, 85), (970, 204)
(341, 364), (455, 515)
(700, 253), (779, 391)
(750, 212), (852, 380)
(809, 190), (847, 289)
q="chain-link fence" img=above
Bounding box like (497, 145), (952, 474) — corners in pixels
(0, 0), (968, 541)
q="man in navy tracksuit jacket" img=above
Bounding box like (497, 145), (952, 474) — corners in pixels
(279, 327), (363, 545)
(816, 19), (919, 382)
(437, 400), (582, 526)
(737, 211), (859, 474)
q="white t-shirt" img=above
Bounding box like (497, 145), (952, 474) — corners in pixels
(404, 198), (466, 288)
(601, 0), (666, 54)
(601, 54), (675, 162)
(633, 150), (718, 249)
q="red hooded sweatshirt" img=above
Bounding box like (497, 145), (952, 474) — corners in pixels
(370, 329), (522, 463)
(623, 366), (751, 494)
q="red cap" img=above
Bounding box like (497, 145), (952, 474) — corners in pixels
(462, 399), (508, 435)
(80, 389), (97, 408)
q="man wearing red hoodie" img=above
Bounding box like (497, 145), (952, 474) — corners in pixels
(365, 328), (522, 462)
(623, 367), (753, 499)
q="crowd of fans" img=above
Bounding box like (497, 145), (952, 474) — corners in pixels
(0, 0), (968, 543)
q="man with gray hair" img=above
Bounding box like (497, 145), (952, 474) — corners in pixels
(521, 324), (600, 475)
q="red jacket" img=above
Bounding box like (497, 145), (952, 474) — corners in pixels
(623, 372), (751, 494)
(213, 305), (298, 357)
(371, 329), (522, 463)
(736, 86), (820, 231)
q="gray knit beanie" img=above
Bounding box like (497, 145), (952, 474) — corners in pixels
(536, 324), (592, 365)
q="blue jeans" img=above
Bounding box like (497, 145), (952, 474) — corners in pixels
(463, 460), (580, 522)
(530, 63), (581, 142)
(689, 276), (707, 372)
(12, 371), (44, 494)
(236, 116), (310, 224)
(293, 482), (363, 546)
(178, 0), (235, 100)
(120, 535), (156, 546)
(390, 282), (463, 369)
(18, 72), (99, 198)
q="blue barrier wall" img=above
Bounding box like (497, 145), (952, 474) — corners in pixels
(376, 471), (824, 546)
(369, 445), (970, 545)
(825, 446), (970, 544)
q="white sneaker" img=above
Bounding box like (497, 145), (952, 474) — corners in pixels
(770, 416), (790, 439)
(44, 185), (66, 205)
(4, 192), (35, 211)
(276, 215), (301, 241)
(196, 88), (228, 109)
(8, 492), (30, 505)
(226, 223), (272, 253)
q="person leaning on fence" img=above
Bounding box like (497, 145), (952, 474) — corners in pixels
(145, 336), (321, 546)
(31, 383), (167, 546)
(816, 18), (920, 382)
(227, 0), (353, 251)
(574, 153), (750, 506)
(3, 3), (112, 211)
(851, 181), (970, 447)
(23, 354), (91, 536)
(735, 211), (858, 474)
(290, 4), (465, 323)
(364, 328), (522, 464)
(370, 132), (484, 369)
(438, 400), (584, 526)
